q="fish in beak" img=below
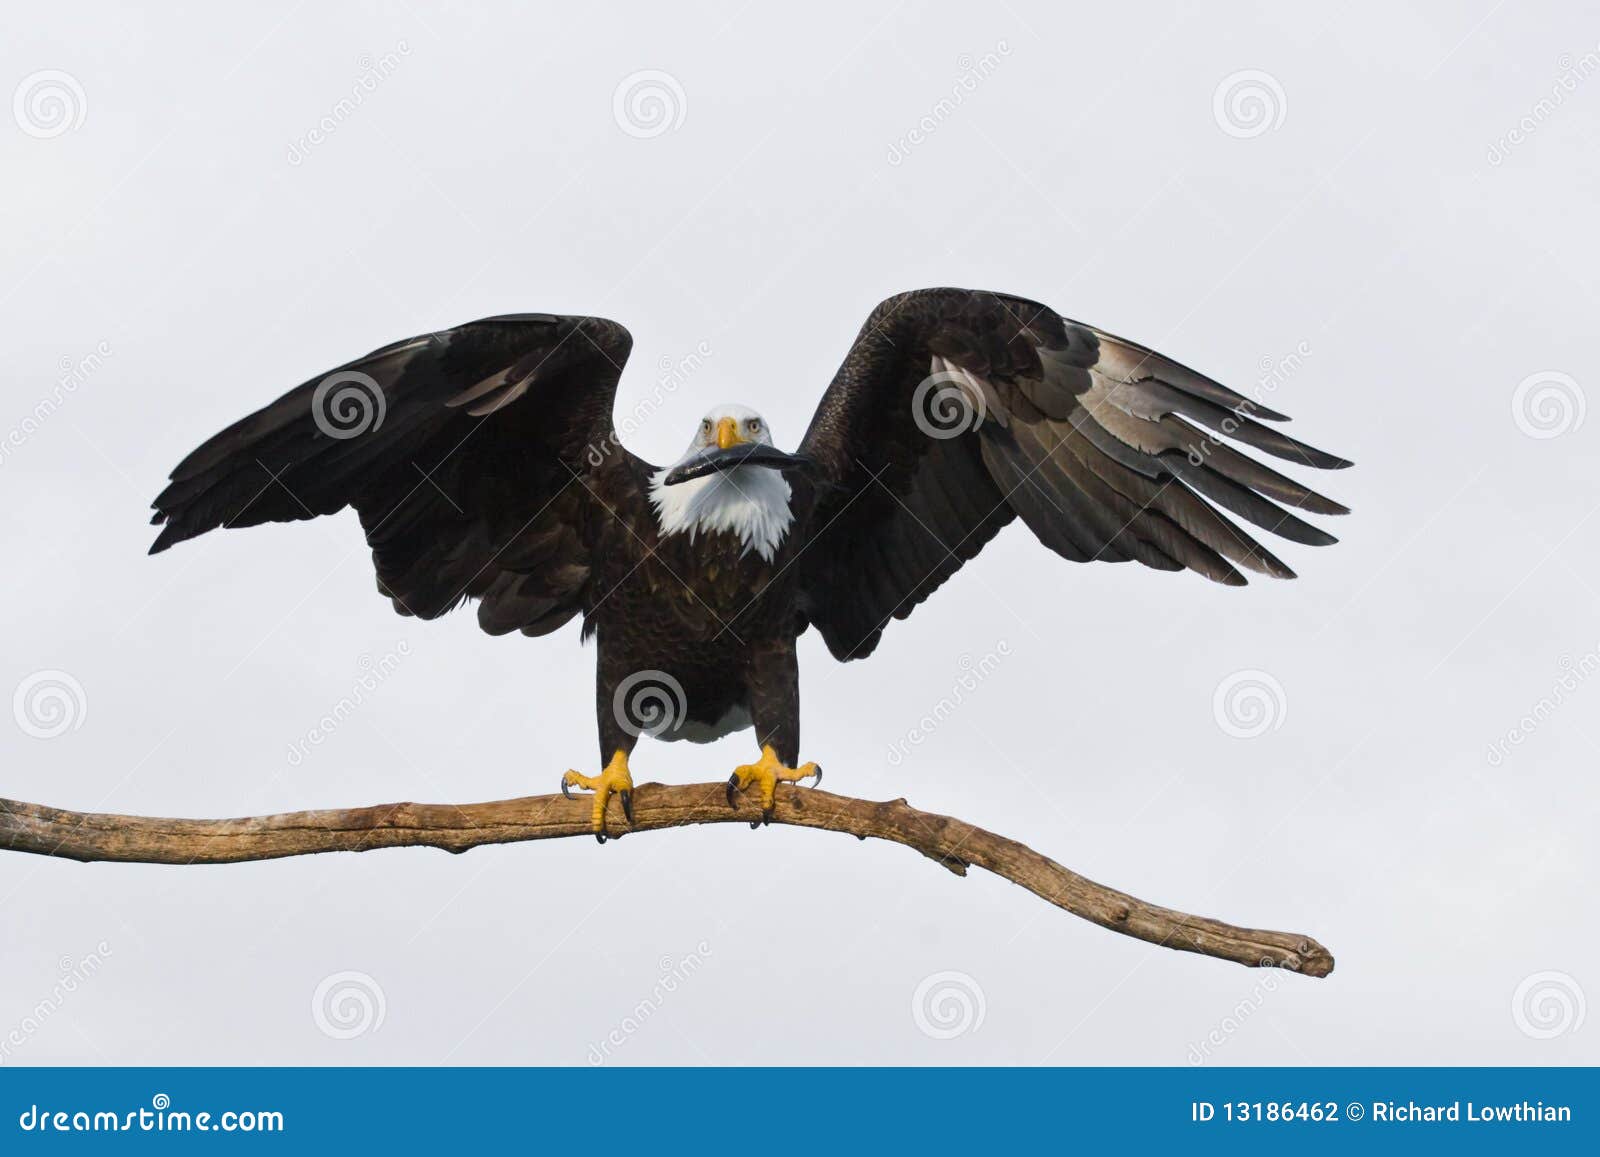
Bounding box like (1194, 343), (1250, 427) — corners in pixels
(664, 441), (811, 486)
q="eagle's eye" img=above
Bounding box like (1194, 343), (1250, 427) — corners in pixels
(700, 419), (713, 435)
(746, 418), (762, 434)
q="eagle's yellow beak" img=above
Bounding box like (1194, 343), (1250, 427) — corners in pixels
(716, 417), (745, 450)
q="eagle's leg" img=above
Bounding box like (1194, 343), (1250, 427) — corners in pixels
(727, 745), (821, 827)
(728, 641), (820, 826)
(561, 750), (635, 844)
(572, 653), (643, 844)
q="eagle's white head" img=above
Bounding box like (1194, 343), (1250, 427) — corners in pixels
(648, 403), (801, 562)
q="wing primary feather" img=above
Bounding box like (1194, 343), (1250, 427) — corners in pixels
(1056, 427), (1292, 579)
(978, 430), (1093, 561)
(1093, 332), (1293, 422)
(1161, 435), (1350, 516)
(1052, 423), (1252, 583)
(1006, 422), (1140, 562)
(1161, 456), (1338, 546)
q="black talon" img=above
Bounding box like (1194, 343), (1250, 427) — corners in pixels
(761, 807), (774, 827)
(725, 775), (739, 808)
(595, 831), (607, 845)
(561, 777), (574, 801)
(749, 820), (761, 830)
(809, 765), (823, 788)
(620, 790), (634, 824)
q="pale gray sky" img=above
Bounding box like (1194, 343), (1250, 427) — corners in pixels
(2, 0), (1597, 1064)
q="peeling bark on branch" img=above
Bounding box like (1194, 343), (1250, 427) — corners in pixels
(0, 784), (1333, 977)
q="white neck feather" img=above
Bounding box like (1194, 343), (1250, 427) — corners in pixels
(648, 466), (794, 562)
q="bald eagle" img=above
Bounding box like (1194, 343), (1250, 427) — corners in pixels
(150, 288), (1349, 839)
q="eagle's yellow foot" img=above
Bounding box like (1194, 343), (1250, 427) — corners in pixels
(561, 750), (634, 844)
(726, 745), (822, 827)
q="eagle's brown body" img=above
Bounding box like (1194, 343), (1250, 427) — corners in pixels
(586, 466), (816, 765)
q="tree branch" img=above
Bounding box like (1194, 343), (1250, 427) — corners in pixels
(0, 784), (1332, 977)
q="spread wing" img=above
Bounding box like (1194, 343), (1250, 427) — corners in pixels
(149, 313), (639, 638)
(797, 288), (1350, 661)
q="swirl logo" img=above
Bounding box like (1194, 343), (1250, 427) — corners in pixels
(1511, 970), (1586, 1040)
(13, 669), (87, 739)
(1212, 669), (1286, 739)
(912, 371), (985, 440)
(612, 70), (687, 139)
(13, 70), (87, 139)
(911, 970), (986, 1039)
(1212, 70), (1287, 139)
(311, 970), (387, 1039)
(613, 669), (687, 738)
(311, 371), (386, 440)
(1511, 371), (1584, 440)
(151, 1093), (171, 1111)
